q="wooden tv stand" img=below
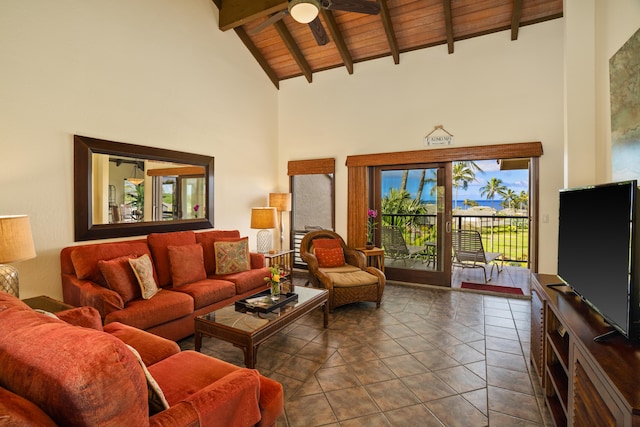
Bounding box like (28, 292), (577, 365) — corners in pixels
(531, 274), (640, 426)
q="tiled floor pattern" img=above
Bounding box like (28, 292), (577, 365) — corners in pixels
(180, 281), (553, 426)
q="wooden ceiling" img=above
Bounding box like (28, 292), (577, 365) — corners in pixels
(214, 0), (563, 88)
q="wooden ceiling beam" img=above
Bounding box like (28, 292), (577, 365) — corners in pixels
(234, 27), (280, 89)
(219, 0), (287, 31)
(443, 0), (454, 54)
(511, 0), (523, 41)
(320, 9), (354, 75)
(274, 20), (313, 83)
(379, 0), (400, 64)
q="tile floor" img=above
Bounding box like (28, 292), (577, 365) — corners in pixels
(180, 278), (553, 426)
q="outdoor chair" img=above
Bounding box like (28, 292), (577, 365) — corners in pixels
(452, 229), (504, 283)
(381, 225), (427, 264)
(300, 230), (385, 311)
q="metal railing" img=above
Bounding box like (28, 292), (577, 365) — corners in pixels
(382, 213), (529, 266)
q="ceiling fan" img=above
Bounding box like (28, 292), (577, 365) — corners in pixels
(248, 0), (381, 46)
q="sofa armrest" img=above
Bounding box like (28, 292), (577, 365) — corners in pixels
(182, 368), (261, 427)
(56, 306), (104, 330)
(104, 322), (180, 366)
(62, 274), (123, 318)
(250, 252), (265, 269)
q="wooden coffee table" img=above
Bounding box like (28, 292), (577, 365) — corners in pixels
(194, 285), (329, 368)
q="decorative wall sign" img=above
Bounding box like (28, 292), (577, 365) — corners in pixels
(424, 125), (454, 146)
(610, 27), (640, 182)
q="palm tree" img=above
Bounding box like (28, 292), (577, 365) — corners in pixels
(415, 169), (437, 202)
(501, 188), (518, 210)
(517, 190), (529, 210)
(480, 177), (507, 210)
(452, 162), (476, 210)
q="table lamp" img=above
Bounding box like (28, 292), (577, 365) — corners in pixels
(0, 215), (36, 298)
(250, 207), (277, 254)
(269, 193), (292, 251)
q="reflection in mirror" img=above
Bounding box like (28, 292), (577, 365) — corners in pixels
(92, 154), (206, 225)
(75, 135), (214, 241)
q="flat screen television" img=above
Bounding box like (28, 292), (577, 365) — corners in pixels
(557, 180), (640, 342)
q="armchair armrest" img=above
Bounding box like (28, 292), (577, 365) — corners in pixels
(183, 369), (261, 427)
(344, 248), (366, 268)
(104, 322), (180, 366)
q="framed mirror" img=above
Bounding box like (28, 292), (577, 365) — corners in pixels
(74, 135), (214, 241)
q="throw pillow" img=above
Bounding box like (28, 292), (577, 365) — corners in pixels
(125, 344), (170, 415)
(315, 247), (346, 268)
(312, 238), (342, 252)
(98, 255), (142, 303)
(129, 254), (161, 299)
(214, 237), (250, 275)
(167, 243), (207, 287)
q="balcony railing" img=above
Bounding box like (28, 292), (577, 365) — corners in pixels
(383, 213), (529, 266)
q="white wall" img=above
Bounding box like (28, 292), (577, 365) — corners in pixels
(0, 0), (278, 298)
(278, 19), (565, 273)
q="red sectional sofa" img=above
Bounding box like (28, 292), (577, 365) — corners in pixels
(0, 292), (283, 426)
(61, 229), (270, 341)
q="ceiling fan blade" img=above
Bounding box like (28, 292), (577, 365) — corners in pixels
(321, 0), (381, 15)
(308, 17), (329, 46)
(247, 10), (288, 36)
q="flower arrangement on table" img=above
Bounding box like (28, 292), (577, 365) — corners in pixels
(367, 209), (378, 245)
(265, 265), (282, 299)
(193, 204), (200, 218)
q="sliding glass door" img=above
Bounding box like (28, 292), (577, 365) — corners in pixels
(372, 163), (452, 286)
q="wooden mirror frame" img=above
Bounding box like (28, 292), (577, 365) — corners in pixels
(74, 135), (214, 241)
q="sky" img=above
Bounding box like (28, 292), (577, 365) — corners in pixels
(382, 159), (529, 202)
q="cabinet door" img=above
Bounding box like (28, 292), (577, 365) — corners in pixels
(571, 348), (624, 426)
(531, 287), (545, 384)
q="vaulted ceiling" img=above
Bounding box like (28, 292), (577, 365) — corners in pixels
(213, 0), (563, 89)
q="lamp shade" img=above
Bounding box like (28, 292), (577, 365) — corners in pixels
(250, 207), (277, 229)
(269, 193), (292, 212)
(0, 215), (36, 264)
(289, 0), (320, 23)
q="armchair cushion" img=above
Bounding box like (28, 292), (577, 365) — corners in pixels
(168, 243), (207, 287)
(315, 247), (345, 268)
(323, 270), (379, 287)
(214, 237), (250, 275)
(98, 255), (142, 303)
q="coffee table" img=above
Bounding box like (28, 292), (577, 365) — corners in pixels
(194, 285), (329, 368)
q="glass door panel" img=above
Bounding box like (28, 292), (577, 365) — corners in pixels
(374, 164), (451, 286)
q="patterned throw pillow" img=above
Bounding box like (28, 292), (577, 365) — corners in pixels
(129, 254), (161, 299)
(214, 237), (250, 275)
(315, 247), (345, 268)
(125, 344), (169, 415)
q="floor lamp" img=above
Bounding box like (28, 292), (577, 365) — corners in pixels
(0, 215), (36, 298)
(251, 207), (278, 254)
(269, 193), (292, 251)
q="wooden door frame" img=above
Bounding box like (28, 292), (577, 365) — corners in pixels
(345, 141), (543, 271)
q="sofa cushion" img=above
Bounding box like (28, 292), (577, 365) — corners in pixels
(214, 237), (250, 275)
(55, 306), (104, 331)
(169, 279), (236, 309)
(129, 254), (161, 299)
(148, 231), (197, 287)
(196, 230), (241, 276)
(315, 247), (346, 268)
(212, 267), (270, 295)
(103, 322), (180, 366)
(98, 255), (142, 303)
(69, 241), (153, 286)
(168, 243), (207, 287)
(104, 289), (193, 330)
